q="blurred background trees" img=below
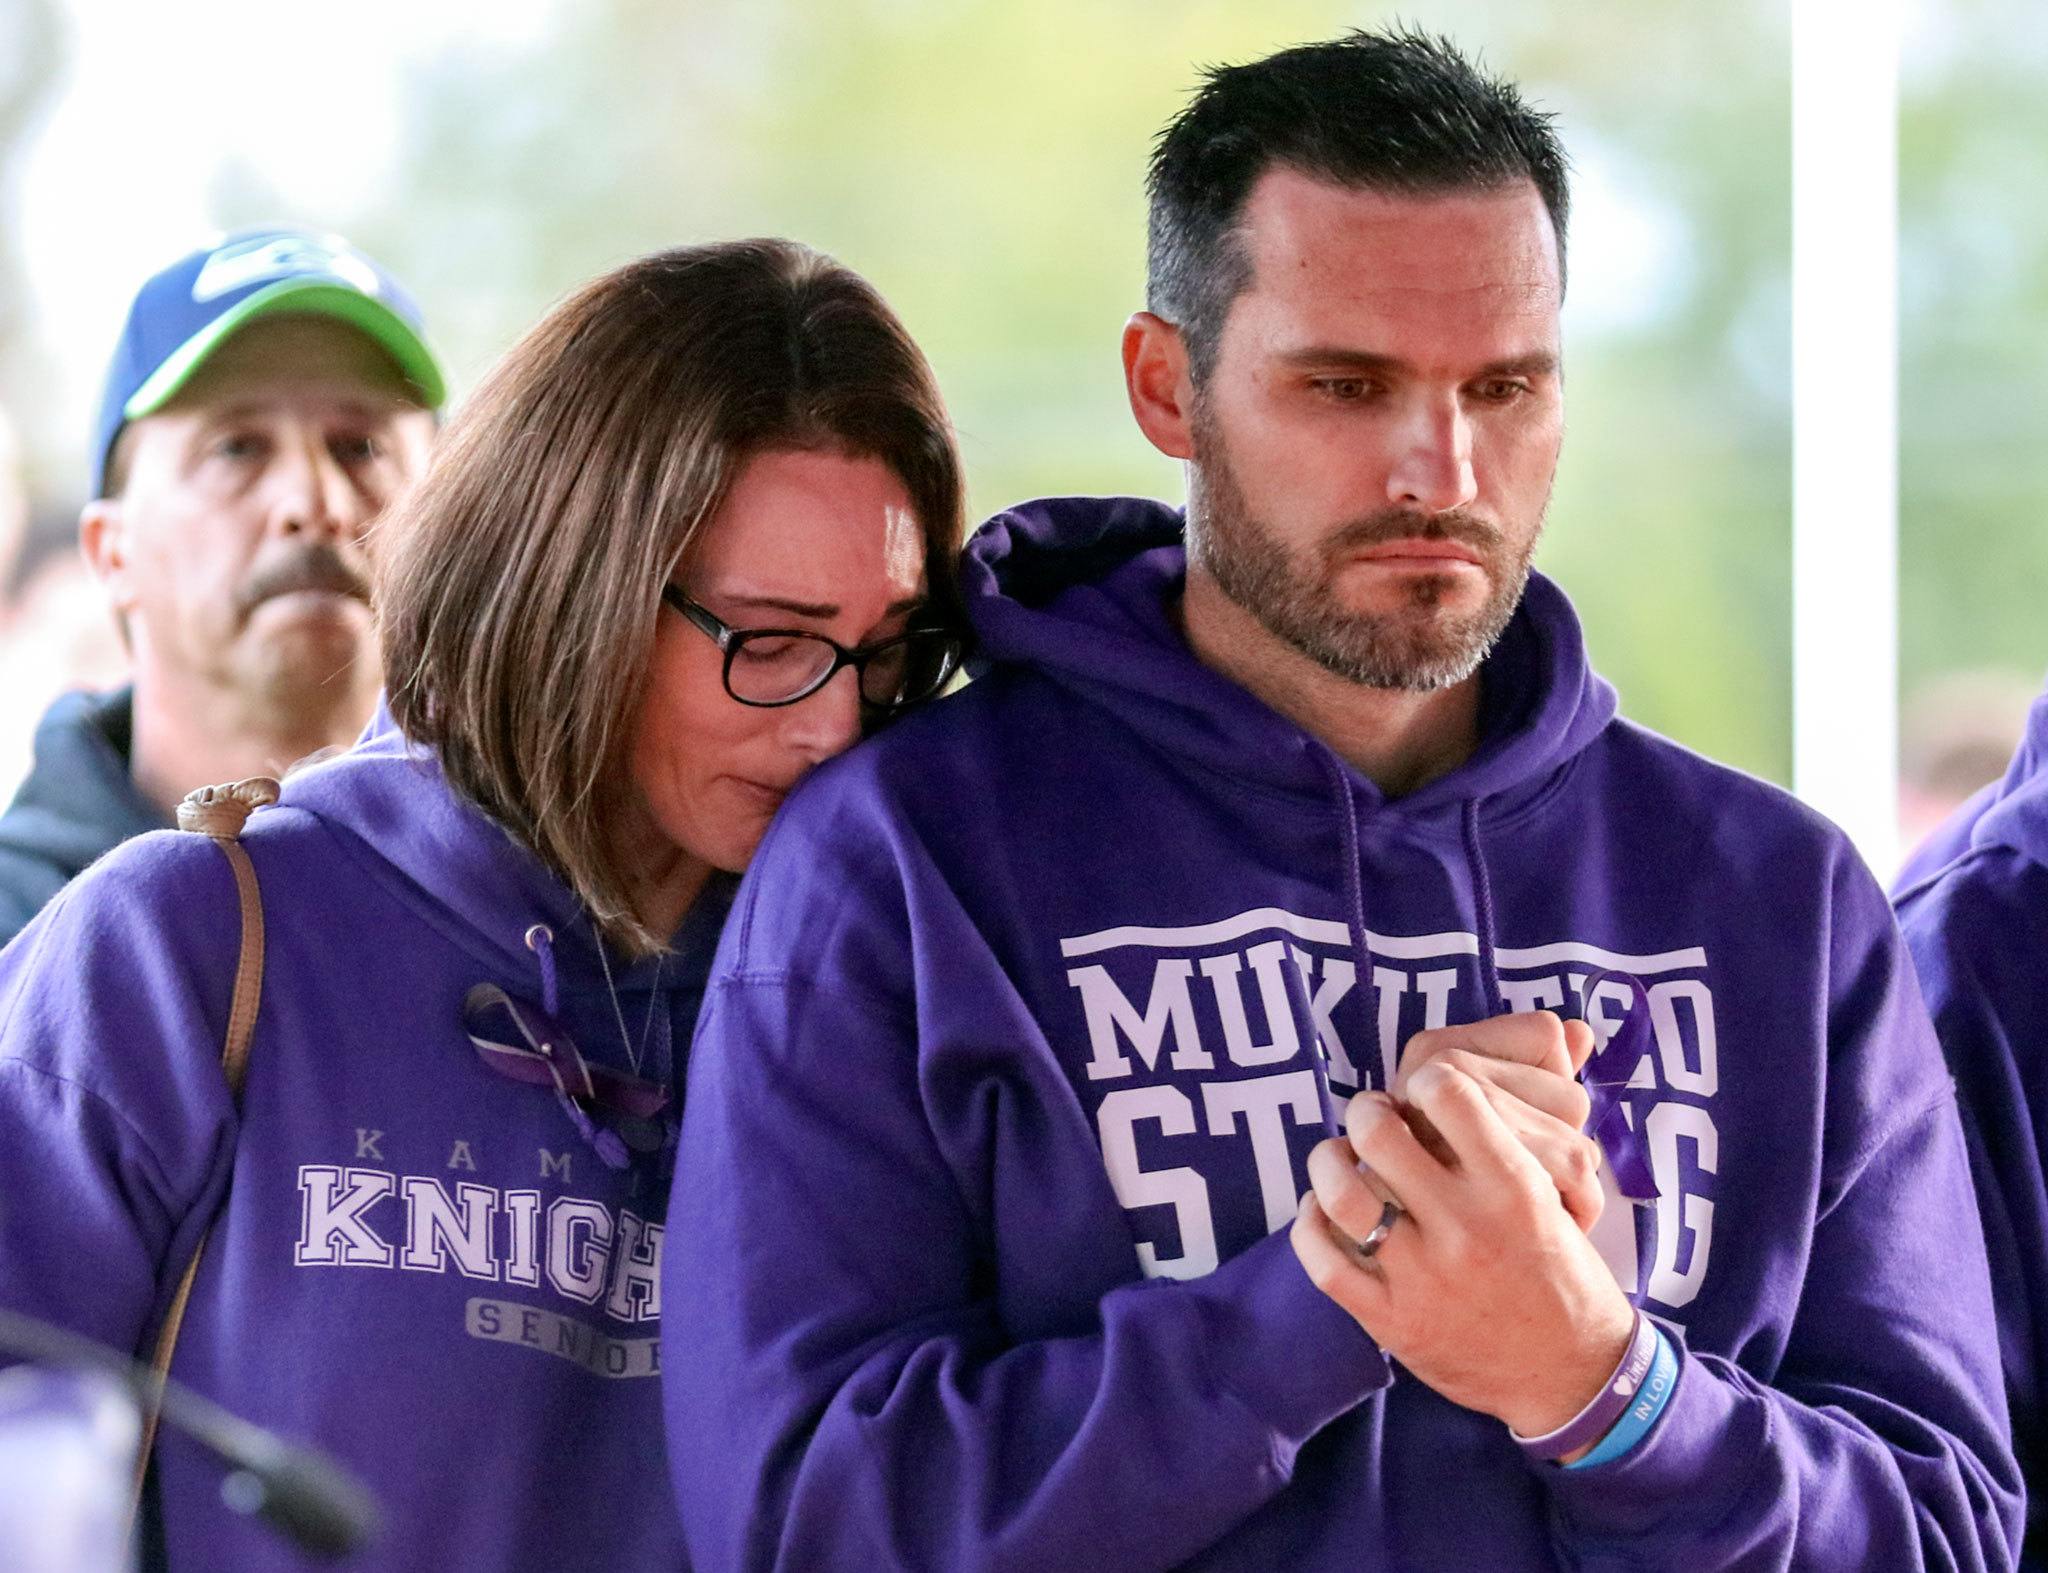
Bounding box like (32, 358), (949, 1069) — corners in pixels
(1900, 0), (2048, 690)
(363, 0), (1797, 780)
(0, 0), (2036, 825)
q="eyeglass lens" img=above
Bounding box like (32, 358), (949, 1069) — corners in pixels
(726, 635), (840, 704)
(726, 630), (956, 708)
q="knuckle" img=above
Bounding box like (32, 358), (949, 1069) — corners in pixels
(1301, 1248), (1344, 1295)
(1436, 1221), (1482, 1276)
(1414, 1060), (1481, 1113)
(1505, 1179), (1554, 1232)
(1346, 1092), (1396, 1151)
(1307, 1135), (1349, 1179)
(1404, 1026), (1447, 1057)
(1308, 1149), (1371, 1222)
(1407, 1060), (1455, 1101)
(1397, 1028), (1445, 1081)
(1576, 1184), (1608, 1230)
(1439, 1046), (1484, 1081)
(1563, 1083), (1593, 1130)
(1330, 1190), (1381, 1242)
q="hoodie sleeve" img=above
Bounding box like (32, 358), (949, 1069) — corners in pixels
(1540, 853), (2022, 1572)
(0, 836), (241, 1360)
(664, 894), (1392, 1572)
(1898, 845), (2048, 1567)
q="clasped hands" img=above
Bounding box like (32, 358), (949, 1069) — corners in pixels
(1291, 1011), (1638, 1444)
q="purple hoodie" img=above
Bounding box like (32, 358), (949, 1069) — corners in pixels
(1897, 681), (2048, 1569)
(0, 716), (727, 1571)
(1896, 682), (2048, 890)
(667, 495), (2020, 1571)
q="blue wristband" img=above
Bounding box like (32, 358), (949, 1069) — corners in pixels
(1564, 1324), (1680, 1470)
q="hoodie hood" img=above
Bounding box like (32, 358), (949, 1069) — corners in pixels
(0, 685), (165, 872)
(279, 707), (730, 997)
(965, 494), (1617, 821)
(0, 686), (166, 944)
(1962, 682), (2048, 866)
(1892, 681), (2048, 892)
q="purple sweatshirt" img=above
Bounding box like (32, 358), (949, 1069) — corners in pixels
(1896, 684), (2046, 890)
(1897, 680), (2048, 1569)
(666, 495), (2020, 1571)
(0, 716), (726, 1571)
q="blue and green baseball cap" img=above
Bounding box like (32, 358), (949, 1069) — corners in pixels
(90, 226), (446, 497)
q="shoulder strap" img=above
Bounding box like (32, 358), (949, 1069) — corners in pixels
(130, 776), (280, 1519)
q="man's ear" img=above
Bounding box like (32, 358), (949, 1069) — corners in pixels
(79, 497), (138, 615)
(1122, 312), (1197, 461)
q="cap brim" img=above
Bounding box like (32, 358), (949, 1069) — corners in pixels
(123, 276), (447, 418)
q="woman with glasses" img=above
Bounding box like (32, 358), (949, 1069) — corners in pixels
(0, 238), (963, 1571)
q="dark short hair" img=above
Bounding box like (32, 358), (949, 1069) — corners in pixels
(379, 239), (964, 957)
(1146, 28), (1569, 378)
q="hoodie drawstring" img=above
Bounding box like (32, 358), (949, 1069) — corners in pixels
(1455, 796), (1657, 1196)
(1310, 754), (1508, 1122)
(509, 922), (634, 1170)
(1460, 798), (1504, 1012)
(1312, 749), (1376, 1136)
(525, 924), (561, 1016)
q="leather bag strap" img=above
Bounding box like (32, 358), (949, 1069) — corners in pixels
(128, 778), (279, 1522)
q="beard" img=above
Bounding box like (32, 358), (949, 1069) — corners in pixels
(1185, 403), (1542, 692)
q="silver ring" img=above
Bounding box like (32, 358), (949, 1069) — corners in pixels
(1353, 1199), (1404, 1259)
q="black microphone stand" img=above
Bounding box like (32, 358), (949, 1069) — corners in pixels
(0, 1307), (379, 1561)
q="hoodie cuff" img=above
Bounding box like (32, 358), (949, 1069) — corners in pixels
(1197, 1229), (1394, 1446)
(1533, 1339), (1768, 1540)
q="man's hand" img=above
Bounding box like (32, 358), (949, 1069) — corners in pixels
(1394, 1011), (1604, 1233)
(1293, 1060), (1637, 1441)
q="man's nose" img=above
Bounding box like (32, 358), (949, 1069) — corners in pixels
(269, 435), (364, 541)
(1384, 398), (1479, 515)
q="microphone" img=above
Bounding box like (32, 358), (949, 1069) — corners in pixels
(0, 1307), (379, 1560)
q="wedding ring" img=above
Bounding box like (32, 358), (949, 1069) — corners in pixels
(1353, 1198), (1404, 1260)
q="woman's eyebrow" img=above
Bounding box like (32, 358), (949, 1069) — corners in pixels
(717, 593), (839, 618)
(716, 592), (929, 619)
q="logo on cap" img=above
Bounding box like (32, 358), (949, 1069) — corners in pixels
(191, 234), (382, 304)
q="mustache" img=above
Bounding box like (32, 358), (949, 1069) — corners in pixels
(1326, 509), (1505, 556)
(237, 544), (372, 616)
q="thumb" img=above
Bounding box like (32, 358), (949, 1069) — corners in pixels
(1562, 1017), (1597, 1074)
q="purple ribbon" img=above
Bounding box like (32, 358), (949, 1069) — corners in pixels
(462, 983), (670, 1171)
(1577, 972), (1660, 1201)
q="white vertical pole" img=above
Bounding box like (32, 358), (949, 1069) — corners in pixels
(1792, 0), (1900, 872)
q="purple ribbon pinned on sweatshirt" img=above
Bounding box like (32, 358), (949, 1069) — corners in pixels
(462, 983), (671, 1172)
(1576, 971), (1660, 1201)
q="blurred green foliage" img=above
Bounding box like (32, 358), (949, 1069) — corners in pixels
(0, 0), (1812, 780)
(10, 3), (2040, 798)
(341, 0), (1800, 779)
(1900, 0), (2048, 694)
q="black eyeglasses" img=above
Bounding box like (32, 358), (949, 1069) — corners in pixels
(663, 587), (964, 711)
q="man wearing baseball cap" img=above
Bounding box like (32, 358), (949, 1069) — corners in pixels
(0, 226), (444, 945)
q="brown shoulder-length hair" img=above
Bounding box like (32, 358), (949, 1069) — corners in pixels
(378, 238), (965, 957)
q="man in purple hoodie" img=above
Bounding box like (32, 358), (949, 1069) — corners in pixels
(1897, 681), (2048, 1567)
(667, 30), (2020, 1569)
